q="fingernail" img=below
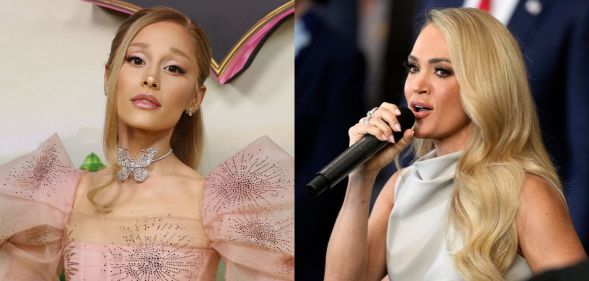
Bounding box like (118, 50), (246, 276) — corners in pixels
(395, 109), (401, 115)
(389, 135), (395, 143)
(394, 123), (401, 132)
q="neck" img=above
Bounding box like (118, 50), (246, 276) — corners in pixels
(433, 124), (472, 157)
(118, 125), (173, 158)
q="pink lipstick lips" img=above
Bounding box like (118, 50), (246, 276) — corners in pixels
(131, 94), (161, 109)
(410, 101), (433, 119)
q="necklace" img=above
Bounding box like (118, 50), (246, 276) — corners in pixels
(116, 146), (173, 183)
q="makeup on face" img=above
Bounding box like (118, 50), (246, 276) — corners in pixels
(115, 21), (201, 132)
(131, 93), (161, 110)
(402, 24), (469, 143)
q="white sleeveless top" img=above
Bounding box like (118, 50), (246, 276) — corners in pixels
(385, 150), (531, 280)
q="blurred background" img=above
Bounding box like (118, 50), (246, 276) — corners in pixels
(295, 0), (589, 279)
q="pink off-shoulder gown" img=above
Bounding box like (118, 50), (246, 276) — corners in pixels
(0, 135), (294, 281)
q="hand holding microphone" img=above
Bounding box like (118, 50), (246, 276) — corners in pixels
(307, 103), (415, 194)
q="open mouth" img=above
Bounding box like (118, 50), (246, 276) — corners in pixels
(413, 105), (433, 112)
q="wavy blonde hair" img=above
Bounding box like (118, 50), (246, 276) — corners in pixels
(88, 6), (212, 211)
(411, 8), (562, 280)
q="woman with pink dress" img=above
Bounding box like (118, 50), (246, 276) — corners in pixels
(0, 6), (293, 281)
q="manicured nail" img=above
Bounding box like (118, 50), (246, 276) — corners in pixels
(394, 123), (401, 132)
(395, 109), (401, 115)
(389, 135), (395, 143)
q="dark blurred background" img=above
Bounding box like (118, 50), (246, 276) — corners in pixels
(295, 0), (589, 279)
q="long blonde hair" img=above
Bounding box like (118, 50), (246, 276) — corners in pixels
(412, 8), (562, 280)
(88, 6), (212, 211)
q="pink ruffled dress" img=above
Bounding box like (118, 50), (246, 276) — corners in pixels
(0, 135), (294, 281)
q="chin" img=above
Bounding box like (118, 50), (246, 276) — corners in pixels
(412, 125), (428, 139)
(119, 116), (176, 132)
(413, 132), (430, 139)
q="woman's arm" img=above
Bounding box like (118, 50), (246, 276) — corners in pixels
(324, 169), (400, 281)
(517, 174), (587, 273)
(324, 103), (413, 281)
(367, 171), (403, 280)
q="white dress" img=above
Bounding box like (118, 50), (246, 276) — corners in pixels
(385, 150), (531, 281)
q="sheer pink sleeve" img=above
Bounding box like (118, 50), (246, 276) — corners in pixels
(202, 136), (294, 280)
(0, 134), (80, 281)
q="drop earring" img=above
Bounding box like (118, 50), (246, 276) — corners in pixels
(186, 107), (194, 117)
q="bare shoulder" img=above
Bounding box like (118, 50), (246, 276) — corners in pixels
(517, 174), (586, 272)
(161, 163), (205, 198)
(170, 164), (204, 184)
(518, 174), (572, 236)
(519, 174), (565, 216)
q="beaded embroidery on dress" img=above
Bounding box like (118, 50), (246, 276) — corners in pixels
(0, 134), (294, 281)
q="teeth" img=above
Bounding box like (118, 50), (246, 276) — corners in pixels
(414, 105), (431, 112)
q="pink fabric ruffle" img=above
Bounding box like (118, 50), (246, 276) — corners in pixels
(0, 134), (294, 280)
(203, 136), (294, 280)
(0, 134), (81, 280)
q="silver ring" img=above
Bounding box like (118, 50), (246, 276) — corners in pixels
(366, 107), (378, 118)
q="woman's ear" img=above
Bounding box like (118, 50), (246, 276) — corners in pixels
(186, 84), (207, 112)
(194, 84), (207, 109)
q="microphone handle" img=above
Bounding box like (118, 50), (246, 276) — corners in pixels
(307, 106), (414, 195)
(307, 135), (389, 195)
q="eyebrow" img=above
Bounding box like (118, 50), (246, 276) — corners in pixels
(129, 42), (148, 48)
(408, 55), (451, 64)
(170, 47), (190, 61)
(128, 42), (191, 61)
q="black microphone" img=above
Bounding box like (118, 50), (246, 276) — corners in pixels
(307, 106), (415, 195)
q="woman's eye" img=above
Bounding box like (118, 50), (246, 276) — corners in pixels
(404, 61), (419, 74)
(434, 67), (453, 77)
(165, 65), (185, 74)
(125, 56), (144, 66)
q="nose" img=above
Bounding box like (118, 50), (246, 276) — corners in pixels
(409, 72), (430, 95)
(142, 75), (159, 90)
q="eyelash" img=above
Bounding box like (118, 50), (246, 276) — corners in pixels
(403, 61), (453, 78)
(403, 61), (419, 74)
(125, 56), (144, 66)
(124, 56), (186, 75)
(434, 67), (453, 77)
(165, 65), (186, 74)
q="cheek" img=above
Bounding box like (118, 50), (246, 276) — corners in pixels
(116, 67), (139, 96)
(441, 91), (469, 125)
(403, 76), (412, 101)
(164, 80), (195, 108)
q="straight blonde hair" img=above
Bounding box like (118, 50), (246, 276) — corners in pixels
(88, 6), (212, 211)
(411, 8), (562, 280)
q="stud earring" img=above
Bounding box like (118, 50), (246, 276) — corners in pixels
(186, 107), (194, 117)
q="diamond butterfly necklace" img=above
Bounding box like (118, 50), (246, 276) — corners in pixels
(116, 146), (173, 183)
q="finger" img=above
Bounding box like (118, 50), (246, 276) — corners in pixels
(352, 122), (389, 142)
(361, 122), (390, 142)
(348, 123), (387, 146)
(379, 129), (414, 160)
(379, 102), (402, 116)
(358, 117), (368, 126)
(373, 107), (401, 133)
(368, 115), (393, 141)
(397, 129), (415, 147)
